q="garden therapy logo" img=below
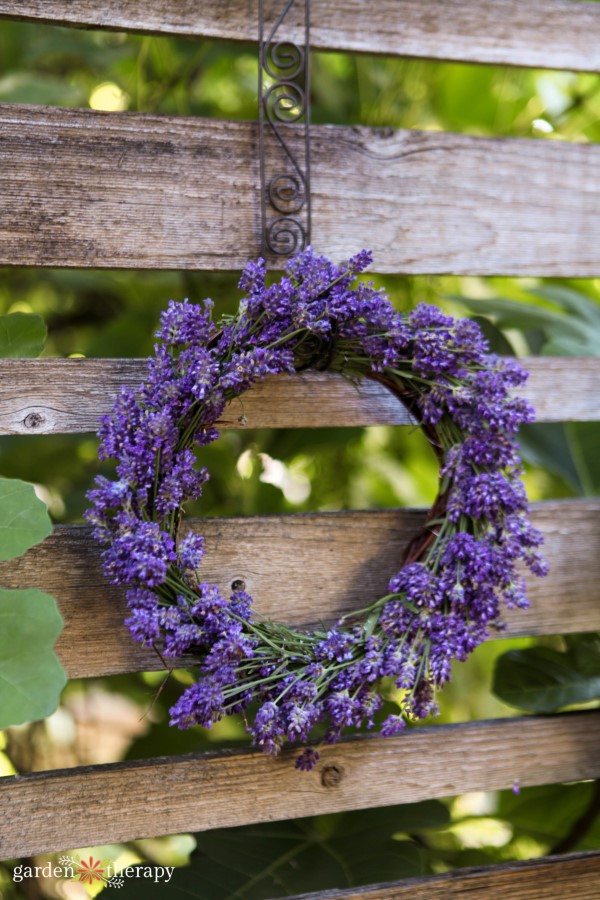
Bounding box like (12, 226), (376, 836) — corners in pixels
(12, 854), (175, 887)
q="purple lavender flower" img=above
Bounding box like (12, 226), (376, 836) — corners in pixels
(388, 562), (442, 610)
(169, 677), (225, 729)
(316, 629), (356, 662)
(251, 701), (286, 754)
(102, 517), (176, 588)
(157, 298), (215, 347)
(380, 714), (406, 737)
(177, 533), (205, 570)
(295, 747), (321, 771)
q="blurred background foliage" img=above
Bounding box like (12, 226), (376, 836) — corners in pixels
(0, 17), (599, 900)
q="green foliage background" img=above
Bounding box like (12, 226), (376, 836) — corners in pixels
(0, 18), (599, 900)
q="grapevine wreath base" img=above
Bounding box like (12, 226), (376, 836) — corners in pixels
(86, 249), (547, 771)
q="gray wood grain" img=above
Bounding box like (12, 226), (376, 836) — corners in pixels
(3, 105), (600, 274)
(284, 852), (600, 900)
(0, 357), (598, 435)
(1, 711), (598, 858)
(0, 501), (597, 678)
(1, 1), (599, 72)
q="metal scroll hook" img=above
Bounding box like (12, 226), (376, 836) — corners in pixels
(259, 0), (311, 258)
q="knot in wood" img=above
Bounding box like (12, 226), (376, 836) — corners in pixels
(321, 764), (344, 788)
(231, 578), (246, 592)
(24, 412), (45, 429)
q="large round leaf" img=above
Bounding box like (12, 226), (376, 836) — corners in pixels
(0, 477), (52, 561)
(0, 588), (66, 728)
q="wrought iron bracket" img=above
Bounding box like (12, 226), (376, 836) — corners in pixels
(259, 0), (311, 258)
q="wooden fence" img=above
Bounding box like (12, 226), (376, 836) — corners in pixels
(0, 1), (599, 895)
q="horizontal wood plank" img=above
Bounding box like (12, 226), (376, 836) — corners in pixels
(0, 501), (597, 678)
(0, 1), (599, 72)
(1, 711), (599, 858)
(285, 852), (600, 900)
(0, 357), (598, 436)
(0, 362), (413, 435)
(3, 104), (600, 274)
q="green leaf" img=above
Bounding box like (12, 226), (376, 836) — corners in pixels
(493, 647), (600, 713)
(0, 588), (66, 727)
(0, 477), (52, 561)
(565, 633), (600, 677)
(329, 800), (450, 836)
(453, 288), (600, 357)
(497, 782), (594, 842)
(541, 336), (600, 357)
(517, 424), (584, 493)
(118, 802), (446, 898)
(0, 72), (84, 106)
(452, 296), (590, 341)
(0, 313), (46, 358)
(530, 285), (600, 327)
(565, 423), (600, 496)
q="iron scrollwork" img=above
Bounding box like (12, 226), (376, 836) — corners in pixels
(259, 0), (311, 257)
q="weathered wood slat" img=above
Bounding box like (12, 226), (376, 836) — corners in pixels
(1, 1), (599, 73)
(285, 851), (600, 900)
(3, 104), (600, 274)
(0, 357), (598, 436)
(0, 501), (597, 678)
(0, 362), (413, 434)
(1, 712), (599, 858)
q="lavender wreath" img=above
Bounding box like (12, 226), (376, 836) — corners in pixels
(86, 249), (547, 771)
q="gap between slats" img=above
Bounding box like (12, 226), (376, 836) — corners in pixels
(1, 712), (599, 858)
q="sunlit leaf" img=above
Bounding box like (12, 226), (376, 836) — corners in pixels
(497, 782), (593, 842)
(0, 313), (46, 358)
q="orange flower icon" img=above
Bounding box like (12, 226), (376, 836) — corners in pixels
(75, 857), (105, 884)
